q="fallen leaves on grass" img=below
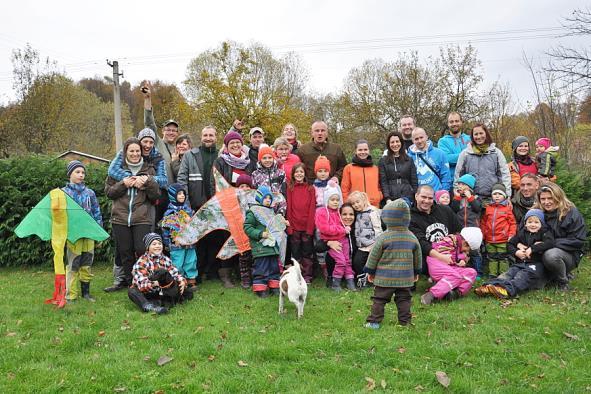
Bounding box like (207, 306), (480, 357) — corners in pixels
(113, 387), (126, 392)
(415, 384), (425, 392)
(563, 332), (579, 341)
(207, 355), (216, 362)
(435, 371), (450, 388)
(380, 379), (387, 389)
(397, 347), (406, 354)
(365, 377), (376, 391)
(157, 355), (173, 366)
(540, 353), (551, 361)
(5, 332), (16, 337)
(237, 360), (248, 367)
(98, 330), (106, 337)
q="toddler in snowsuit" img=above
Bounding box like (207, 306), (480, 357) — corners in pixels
(364, 199), (421, 328)
(62, 160), (103, 302)
(160, 183), (198, 289)
(535, 137), (559, 180)
(475, 209), (554, 299)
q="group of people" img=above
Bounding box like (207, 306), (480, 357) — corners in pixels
(57, 82), (587, 323)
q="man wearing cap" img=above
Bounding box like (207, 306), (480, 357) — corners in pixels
(248, 127), (266, 163)
(297, 120), (347, 182)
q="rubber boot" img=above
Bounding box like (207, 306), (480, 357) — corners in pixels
(81, 281), (96, 302)
(218, 268), (235, 288)
(332, 277), (342, 292)
(346, 278), (358, 291)
(143, 303), (168, 314)
(46, 274), (67, 308)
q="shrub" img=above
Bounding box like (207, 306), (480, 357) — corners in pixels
(0, 155), (113, 267)
(555, 160), (591, 248)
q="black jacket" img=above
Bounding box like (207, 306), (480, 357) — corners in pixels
(507, 227), (554, 263)
(544, 207), (587, 264)
(378, 155), (417, 203)
(409, 204), (462, 258)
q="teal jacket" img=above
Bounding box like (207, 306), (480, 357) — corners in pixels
(244, 207), (279, 258)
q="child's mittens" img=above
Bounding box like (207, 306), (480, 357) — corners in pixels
(261, 231), (269, 239)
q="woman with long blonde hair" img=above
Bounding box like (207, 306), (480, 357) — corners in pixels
(533, 182), (587, 291)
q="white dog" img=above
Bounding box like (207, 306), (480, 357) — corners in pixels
(279, 258), (308, 319)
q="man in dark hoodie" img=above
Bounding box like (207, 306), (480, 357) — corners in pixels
(409, 185), (462, 274)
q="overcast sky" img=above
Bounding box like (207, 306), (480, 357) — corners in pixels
(1, 0), (589, 110)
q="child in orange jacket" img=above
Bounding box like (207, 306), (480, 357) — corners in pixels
(480, 183), (517, 276)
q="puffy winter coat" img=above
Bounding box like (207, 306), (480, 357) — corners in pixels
(378, 155), (417, 204)
(341, 159), (382, 207)
(315, 206), (346, 241)
(480, 200), (517, 244)
(244, 207), (280, 258)
(455, 143), (511, 199)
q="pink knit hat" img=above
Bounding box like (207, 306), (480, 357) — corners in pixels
(536, 137), (551, 150)
(435, 190), (450, 204)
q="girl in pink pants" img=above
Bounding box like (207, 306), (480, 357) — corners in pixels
(421, 228), (481, 305)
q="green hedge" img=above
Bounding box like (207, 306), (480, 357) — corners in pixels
(555, 161), (591, 247)
(0, 155), (113, 267)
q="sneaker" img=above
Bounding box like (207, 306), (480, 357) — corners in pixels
(489, 285), (509, 299)
(143, 303), (168, 315)
(364, 322), (380, 329)
(557, 282), (571, 292)
(421, 292), (435, 305)
(474, 285), (490, 297)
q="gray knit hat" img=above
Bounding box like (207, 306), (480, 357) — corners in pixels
(511, 136), (529, 153)
(137, 127), (156, 142)
(143, 232), (163, 250)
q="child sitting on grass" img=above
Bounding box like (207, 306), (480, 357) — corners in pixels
(364, 199), (421, 328)
(475, 209), (554, 299)
(316, 181), (355, 291)
(244, 186), (283, 298)
(348, 191), (383, 288)
(129, 233), (191, 315)
(420, 227), (480, 305)
(62, 160), (103, 302)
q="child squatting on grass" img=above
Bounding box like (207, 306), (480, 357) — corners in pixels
(62, 160), (103, 302)
(129, 233), (192, 315)
(364, 199), (421, 328)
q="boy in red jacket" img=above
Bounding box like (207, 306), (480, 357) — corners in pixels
(480, 183), (517, 276)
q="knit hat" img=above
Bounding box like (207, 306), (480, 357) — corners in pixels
(323, 180), (342, 208)
(381, 198), (410, 230)
(143, 232), (163, 250)
(460, 227), (483, 250)
(457, 174), (476, 190)
(435, 190), (450, 204)
(314, 155), (331, 173)
(137, 127), (156, 142)
(235, 174), (253, 188)
(257, 144), (274, 162)
(66, 160), (85, 177)
(224, 131), (243, 146)
(491, 183), (507, 198)
(536, 137), (551, 150)
(167, 183), (187, 206)
(255, 185), (273, 205)
(524, 209), (546, 227)
(512, 136), (529, 153)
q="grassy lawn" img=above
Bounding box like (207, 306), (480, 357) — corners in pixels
(1, 261), (590, 393)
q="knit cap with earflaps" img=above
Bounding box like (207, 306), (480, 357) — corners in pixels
(381, 198), (410, 230)
(460, 227), (483, 251)
(322, 180), (342, 208)
(167, 183), (188, 206)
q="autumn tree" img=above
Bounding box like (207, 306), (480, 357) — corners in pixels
(184, 41), (310, 141)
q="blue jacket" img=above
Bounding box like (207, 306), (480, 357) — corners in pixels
(407, 141), (452, 192)
(62, 183), (102, 226)
(108, 148), (168, 189)
(437, 133), (470, 173)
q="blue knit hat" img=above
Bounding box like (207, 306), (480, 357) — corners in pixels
(143, 232), (162, 250)
(524, 209), (545, 227)
(255, 185), (273, 205)
(457, 174), (476, 190)
(66, 160), (85, 177)
(167, 183), (187, 206)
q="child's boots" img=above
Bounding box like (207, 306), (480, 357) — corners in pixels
(332, 277), (342, 292)
(80, 281), (95, 302)
(345, 278), (358, 291)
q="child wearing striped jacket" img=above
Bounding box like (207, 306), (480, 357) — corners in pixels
(364, 199), (422, 328)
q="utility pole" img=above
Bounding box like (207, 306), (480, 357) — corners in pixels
(107, 60), (124, 151)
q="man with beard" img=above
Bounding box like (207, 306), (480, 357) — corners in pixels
(437, 112), (470, 178)
(409, 185), (462, 274)
(511, 173), (540, 225)
(399, 115), (416, 151)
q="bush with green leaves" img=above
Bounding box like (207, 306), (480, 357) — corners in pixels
(555, 161), (591, 247)
(0, 155), (112, 267)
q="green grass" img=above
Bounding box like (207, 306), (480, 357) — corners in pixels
(1, 261), (590, 393)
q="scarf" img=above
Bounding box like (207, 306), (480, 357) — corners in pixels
(220, 147), (250, 169)
(125, 157), (144, 175)
(514, 154), (534, 166)
(515, 191), (534, 208)
(352, 155), (374, 167)
(314, 179), (328, 187)
(472, 144), (490, 155)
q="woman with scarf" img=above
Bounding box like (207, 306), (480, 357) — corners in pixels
(507, 136), (538, 194)
(342, 139), (382, 207)
(378, 131), (417, 207)
(455, 123), (511, 202)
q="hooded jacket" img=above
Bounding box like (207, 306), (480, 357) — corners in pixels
(251, 161), (287, 215)
(62, 183), (102, 226)
(378, 155), (417, 204)
(455, 142), (511, 199)
(437, 132), (471, 174)
(407, 141), (452, 192)
(244, 204), (280, 258)
(480, 200), (517, 244)
(363, 199), (422, 287)
(161, 184), (194, 250)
